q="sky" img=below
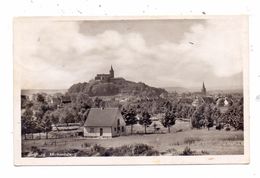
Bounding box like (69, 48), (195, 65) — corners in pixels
(14, 17), (247, 90)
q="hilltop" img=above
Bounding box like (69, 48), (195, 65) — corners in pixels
(68, 77), (167, 97)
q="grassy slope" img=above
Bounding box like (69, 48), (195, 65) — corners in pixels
(22, 120), (244, 155)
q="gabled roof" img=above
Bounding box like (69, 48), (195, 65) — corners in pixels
(192, 97), (204, 107)
(84, 108), (120, 127)
(202, 96), (214, 104)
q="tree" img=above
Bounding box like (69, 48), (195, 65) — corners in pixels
(21, 96), (50, 139)
(50, 110), (60, 131)
(78, 108), (90, 125)
(42, 111), (52, 139)
(204, 105), (214, 130)
(36, 93), (45, 103)
(122, 108), (137, 135)
(59, 107), (76, 126)
(191, 104), (205, 129)
(175, 104), (183, 118)
(74, 92), (93, 109)
(94, 97), (103, 108)
(161, 110), (176, 133)
(33, 100), (50, 138)
(164, 101), (173, 112)
(217, 98), (225, 107)
(21, 108), (35, 139)
(222, 97), (243, 130)
(139, 111), (152, 134)
(152, 122), (158, 133)
(21, 95), (29, 109)
(212, 107), (221, 123)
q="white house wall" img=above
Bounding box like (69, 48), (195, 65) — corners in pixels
(111, 114), (126, 136)
(84, 127), (112, 138)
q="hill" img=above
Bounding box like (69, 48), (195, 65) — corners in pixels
(68, 78), (167, 97)
(164, 87), (192, 93)
(21, 89), (67, 96)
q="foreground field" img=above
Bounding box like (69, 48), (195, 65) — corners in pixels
(22, 120), (244, 157)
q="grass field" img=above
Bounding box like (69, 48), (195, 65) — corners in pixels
(22, 120), (244, 156)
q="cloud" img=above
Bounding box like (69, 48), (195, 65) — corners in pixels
(182, 18), (245, 77)
(15, 18), (247, 89)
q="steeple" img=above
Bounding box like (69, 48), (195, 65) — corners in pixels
(109, 65), (114, 78)
(201, 81), (206, 95)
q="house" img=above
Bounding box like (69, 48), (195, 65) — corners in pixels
(192, 96), (205, 107)
(83, 108), (126, 138)
(61, 95), (71, 104)
(216, 97), (232, 107)
(202, 96), (215, 105)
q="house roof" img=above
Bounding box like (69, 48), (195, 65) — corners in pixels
(192, 97), (204, 107)
(61, 95), (71, 103)
(202, 96), (214, 104)
(84, 108), (120, 127)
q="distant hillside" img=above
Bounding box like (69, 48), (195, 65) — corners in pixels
(68, 78), (167, 97)
(21, 89), (67, 96)
(164, 87), (192, 93)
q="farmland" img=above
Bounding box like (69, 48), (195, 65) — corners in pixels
(22, 120), (244, 157)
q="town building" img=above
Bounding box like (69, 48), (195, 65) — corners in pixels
(83, 108), (126, 138)
(192, 82), (214, 107)
(94, 65), (114, 82)
(201, 81), (206, 96)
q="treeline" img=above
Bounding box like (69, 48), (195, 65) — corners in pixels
(190, 97), (243, 130)
(21, 93), (92, 139)
(21, 92), (244, 139)
(120, 96), (244, 132)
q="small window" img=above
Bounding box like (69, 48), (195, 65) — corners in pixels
(90, 128), (94, 133)
(114, 128), (117, 132)
(118, 127), (120, 131)
(117, 119), (120, 126)
(122, 126), (125, 132)
(100, 128), (103, 136)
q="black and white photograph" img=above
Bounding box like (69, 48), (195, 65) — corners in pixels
(13, 16), (249, 165)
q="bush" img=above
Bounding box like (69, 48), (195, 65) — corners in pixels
(83, 142), (91, 147)
(95, 143), (159, 156)
(102, 148), (115, 156)
(30, 146), (39, 153)
(133, 144), (153, 155)
(201, 150), (209, 155)
(112, 145), (133, 156)
(182, 146), (194, 156)
(225, 127), (231, 131)
(184, 137), (202, 145)
(146, 149), (160, 156)
(176, 129), (183, 133)
(68, 149), (79, 154)
(25, 143), (160, 157)
(164, 148), (178, 155)
(216, 123), (224, 130)
(76, 150), (94, 157)
(220, 134), (244, 141)
(92, 144), (106, 156)
(22, 152), (29, 157)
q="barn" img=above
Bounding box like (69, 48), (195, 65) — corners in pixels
(83, 108), (126, 138)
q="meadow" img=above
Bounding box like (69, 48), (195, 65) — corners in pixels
(22, 120), (244, 157)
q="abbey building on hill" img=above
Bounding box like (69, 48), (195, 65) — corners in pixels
(95, 65), (115, 82)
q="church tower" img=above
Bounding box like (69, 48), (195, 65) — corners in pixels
(109, 65), (114, 78)
(201, 82), (206, 95)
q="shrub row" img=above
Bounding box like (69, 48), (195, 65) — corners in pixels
(23, 143), (160, 157)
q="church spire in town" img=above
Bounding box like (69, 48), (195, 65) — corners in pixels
(201, 81), (206, 95)
(110, 65), (114, 78)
